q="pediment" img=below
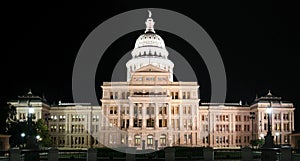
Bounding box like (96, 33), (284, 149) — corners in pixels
(134, 64), (168, 73)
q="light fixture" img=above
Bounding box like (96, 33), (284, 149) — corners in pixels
(21, 133), (25, 137)
(29, 108), (34, 114)
(266, 108), (272, 114)
(275, 132), (279, 136)
(36, 135), (40, 140)
(260, 133), (264, 138)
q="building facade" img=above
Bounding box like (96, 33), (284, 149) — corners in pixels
(8, 12), (295, 149)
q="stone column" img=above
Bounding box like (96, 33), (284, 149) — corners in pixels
(117, 105), (121, 127)
(10, 148), (20, 161)
(165, 147), (175, 161)
(192, 106), (195, 130)
(203, 147), (214, 161)
(142, 103), (146, 128)
(241, 147), (253, 161)
(167, 103), (172, 129)
(155, 103), (159, 129)
(291, 111), (294, 131)
(280, 112), (284, 144)
(142, 140), (145, 151)
(126, 147), (136, 161)
(178, 90), (182, 99)
(48, 148), (59, 161)
(87, 148), (97, 161)
(129, 103), (134, 128)
(192, 132), (196, 145)
(281, 147), (291, 161)
(289, 112), (292, 132)
(179, 105), (183, 130)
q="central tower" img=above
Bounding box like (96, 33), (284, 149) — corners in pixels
(126, 11), (174, 82)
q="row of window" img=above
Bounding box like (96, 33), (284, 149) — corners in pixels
(51, 136), (92, 147)
(264, 113), (290, 120)
(108, 105), (191, 115)
(49, 114), (102, 122)
(19, 113), (37, 120)
(50, 115), (85, 122)
(50, 125), (66, 132)
(262, 123), (290, 131)
(201, 115), (251, 122)
(214, 136), (250, 144)
(132, 76), (167, 82)
(134, 134), (167, 146)
(106, 91), (195, 99)
(263, 123), (290, 131)
(50, 115), (66, 121)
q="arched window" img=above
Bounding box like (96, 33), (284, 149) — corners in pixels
(134, 135), (141, 146)
(160, 134), (166, 146)
(147, 135), (153, 146)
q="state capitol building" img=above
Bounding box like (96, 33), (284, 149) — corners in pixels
(8, 12), (295, 149)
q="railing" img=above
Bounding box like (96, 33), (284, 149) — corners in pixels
(0, 150), (9, 161)
(252, 148), (262, 160)
(97, 148), (125, 160)
(58, 149), (87, 161)
(20, 149), (48, 161)
(6, 147), (299, 161)
(214, 148), (241, 160)
(292, 149), (300, 161)
(260, 148), (281, 161)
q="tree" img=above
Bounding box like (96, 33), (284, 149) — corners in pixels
(35, 119), (52, 147)
(250, 139), (265, 149)
(6, 119), (52, 148)
(0, 102), (16, 134)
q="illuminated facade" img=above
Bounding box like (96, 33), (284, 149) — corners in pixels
(8, 12), (295, 149)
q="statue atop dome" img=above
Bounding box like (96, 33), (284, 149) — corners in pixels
(145, 10), (155, 33)
(148, 10), (152, 18)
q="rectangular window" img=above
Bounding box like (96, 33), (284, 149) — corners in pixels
(159, 119), (167, 127)
(174, 106), (179, 114)
(187, 92), (190, 99)
(110, 92), (114, 99)
(146, 77), (155, 81)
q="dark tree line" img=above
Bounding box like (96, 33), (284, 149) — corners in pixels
(0, 102), (51, 148)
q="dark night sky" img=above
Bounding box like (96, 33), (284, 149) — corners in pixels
(0, 1), (299, 132)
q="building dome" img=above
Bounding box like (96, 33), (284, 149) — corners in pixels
(134, 33), (166, 49)
(126, 10), (174, 82)
(131, 33), (168, 58)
